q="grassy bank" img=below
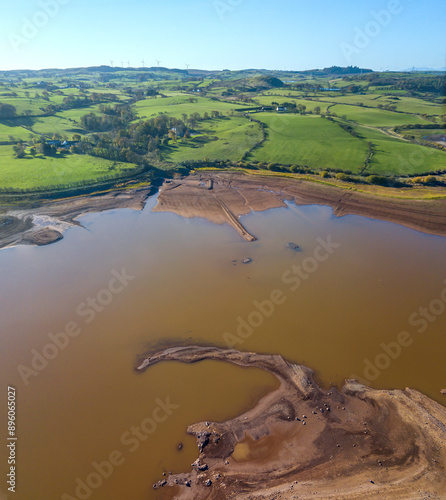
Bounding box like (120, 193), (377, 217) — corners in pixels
(0, 146), (141, 191)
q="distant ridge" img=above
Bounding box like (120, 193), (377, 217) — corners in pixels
(403, 67), (446, 72)
(0, 65), (374, 77)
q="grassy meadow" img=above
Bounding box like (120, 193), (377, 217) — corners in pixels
(251, 114), (368, 171)
(0, 145), (138, 191)
(0, 67), (444, 196)
(167, 116), (263, 162)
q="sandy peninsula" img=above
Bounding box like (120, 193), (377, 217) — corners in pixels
(138, 345), (446, 499)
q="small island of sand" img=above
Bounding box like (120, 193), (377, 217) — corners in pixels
(137, 345), (446, 499)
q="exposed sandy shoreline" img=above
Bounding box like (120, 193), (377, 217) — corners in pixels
(138, 345), (446, 499)
(0, 187), (153, 249)
(1, 171), (445, 249)
(154, 172), (446, 240)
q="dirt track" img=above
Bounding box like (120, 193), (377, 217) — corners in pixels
(139, 345), (446, 499)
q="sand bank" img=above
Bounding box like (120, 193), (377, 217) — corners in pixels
(138, 345), (446, 499)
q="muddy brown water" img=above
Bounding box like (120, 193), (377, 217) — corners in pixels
(0, 195), (445, 500)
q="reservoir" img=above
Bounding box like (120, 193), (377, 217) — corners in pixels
(0, 193), (445, 500)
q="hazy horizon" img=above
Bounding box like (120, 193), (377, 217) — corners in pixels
(1, 64), (445, 73)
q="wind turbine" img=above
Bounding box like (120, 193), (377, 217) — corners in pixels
(141, 59), (145, 68)
(127, 60), (130, 68)
(185, 63), (190, 70)
(109, 60), (114, 67)
(156, 59), (161, 67)
(121, 60), (124, 68)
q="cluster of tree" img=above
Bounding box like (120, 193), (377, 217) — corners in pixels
(357, 74), (445, 95)
(80, 104), (135, 132)
(274, 102), (307, 114)
(80, 113), (126, 132)
(78, 115), (182, 163)
(30, 81), (58, 92)
(394, 123), (446, 133)
(313, 66), (372, 76)
(290, 164), (313, 174)
(397, 77), (444, 94)
(13, 142), (26, 158)
(30, 92), (121, 117)
(146, 87), (159, 97)
(78, 109), (226, 164)
(0, 103), (17, 118)
(366, 175), (388, 185)
(62, 93), (118, 109)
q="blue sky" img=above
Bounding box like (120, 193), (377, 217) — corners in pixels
(1, 0), (444, 71)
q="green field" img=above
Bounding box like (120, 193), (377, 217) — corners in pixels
(0, 146), (138, 191)
(28, 114), (83, 136)
(0, 94), (52, 115)
(322, 95), (443, 115)
(0, 121), (38, 141)
(167, 117), (263, 162)
(329, 105), (427, 126)
(251, 114), (368, 171)
(0, 67), (444, 196)
(358, 126), (446, 175)
(134, 95), (239, 120)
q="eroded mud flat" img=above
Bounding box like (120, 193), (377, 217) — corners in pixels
(3, 171), (446, 250)
(154, 172), (446, 240)
(0, 187), (152, 248)
(142, 345), (446, 500)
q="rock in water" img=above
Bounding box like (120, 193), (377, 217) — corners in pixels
(24, 228), (63, 246)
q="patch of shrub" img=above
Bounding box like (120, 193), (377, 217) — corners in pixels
(366, 175), (388, 186)
(335, 172), (350, 181)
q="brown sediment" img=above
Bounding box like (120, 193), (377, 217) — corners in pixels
(22, 228), (63, 246)
(153, 178), (260, 241)
(153, 172), (446, 239)
(0, 187), (153, 249)
(2, 171), (446, 248)
(138, 345), (446, 499)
